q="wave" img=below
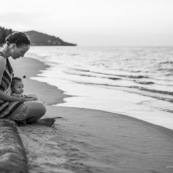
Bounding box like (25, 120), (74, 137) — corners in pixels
(158, 68), (173, 72)
(63, 67), (173, 104)
(90, 71), (148, 79)
(70, 68), (148, 79)
(133, 80), (154, 85)
(70, 53), (80, 56)
(162, 109), (173, 113)
(115, 74), (148, 79)
(70, 68), (90, 72)
(130, 70), (143, 73)
(64, 71), (122, 81)
(108, 77), (121, 80)
(91, 71), (148, 79)
(165, 73), (173, 76)
(129, 86), (173, 96)
(72, 79), (173, 104)
(159, 61), (173, 65)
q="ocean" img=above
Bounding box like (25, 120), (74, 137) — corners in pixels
(27, 46), (173, 130)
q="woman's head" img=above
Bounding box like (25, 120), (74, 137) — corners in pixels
(5, 32), (31, 59)
(6, 32), (30, 47)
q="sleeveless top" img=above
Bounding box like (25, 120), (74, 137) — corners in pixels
(0, 52), (13, 94)
(0, 52), (28, 120)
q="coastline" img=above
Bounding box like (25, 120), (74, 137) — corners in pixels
(10, 56), (173, 173)
(11, 57), (69, 105)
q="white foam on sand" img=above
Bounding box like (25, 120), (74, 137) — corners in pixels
(31, 70), (173, 131)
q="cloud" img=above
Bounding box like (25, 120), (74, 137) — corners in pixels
(0, 11), (49, 31)
(1, 0), (173, 45)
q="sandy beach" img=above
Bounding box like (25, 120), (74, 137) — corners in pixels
(10, 57), (173, 173)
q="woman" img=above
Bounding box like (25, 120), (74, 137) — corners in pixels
(0, 32), (55, 125)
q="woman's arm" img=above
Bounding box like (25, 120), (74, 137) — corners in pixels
(0, 56), (6, 84)
(0, 90), (26, 102)
(11, 93), (22, 98)
(24, 94), (39, 101)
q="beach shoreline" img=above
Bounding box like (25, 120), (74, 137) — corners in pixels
(26, 46), (173, 131)
(11, 57), (69, 106)
(10, 56), (173, 173)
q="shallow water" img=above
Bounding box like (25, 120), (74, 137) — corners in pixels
(27, 46), (173, 130)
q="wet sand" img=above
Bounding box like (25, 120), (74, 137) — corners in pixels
(10, 57), (173, 173)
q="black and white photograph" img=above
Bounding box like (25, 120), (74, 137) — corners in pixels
(0, 0), (173, 172)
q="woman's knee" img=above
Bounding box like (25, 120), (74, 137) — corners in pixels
(38, 102), (46, 115)
(26, 101), (46, 117)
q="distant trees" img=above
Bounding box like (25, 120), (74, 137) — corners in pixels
(0, 27), (13, 45)
(25, 30), (77, 46)
(0, 26), (77, 46)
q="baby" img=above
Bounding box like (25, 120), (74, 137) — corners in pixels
(11, 77), (38, 101)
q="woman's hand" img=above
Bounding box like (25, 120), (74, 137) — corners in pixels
(28, 96), (38, 101)
(18, 97), (34, 102)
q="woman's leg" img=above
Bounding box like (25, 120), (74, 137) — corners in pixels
(25, 101), (46, 123)
(25, 101), (55, 126)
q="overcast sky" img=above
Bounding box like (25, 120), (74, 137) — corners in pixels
(0, 0), (173, 46)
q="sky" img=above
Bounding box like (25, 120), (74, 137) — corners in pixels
(0, 0), (173, 46)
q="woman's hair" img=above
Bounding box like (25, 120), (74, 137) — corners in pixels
(6, 32), (31, 47)
(11, 77), (22, 87)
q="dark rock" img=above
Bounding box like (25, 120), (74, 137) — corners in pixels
(0, 119), (28, 173)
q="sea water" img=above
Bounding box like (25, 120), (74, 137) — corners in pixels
(27, 46), (173, 130)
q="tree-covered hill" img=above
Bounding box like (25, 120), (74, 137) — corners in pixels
(0, 27), (13, 45)
(25, 30), (77, 46)
(0, 27), (77, 46)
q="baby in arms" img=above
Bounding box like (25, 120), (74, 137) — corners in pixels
(11, 77), (38, 101)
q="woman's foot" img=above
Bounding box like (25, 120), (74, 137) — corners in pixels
(36, 118), (56, 126)
(15, 120), (27, 126)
